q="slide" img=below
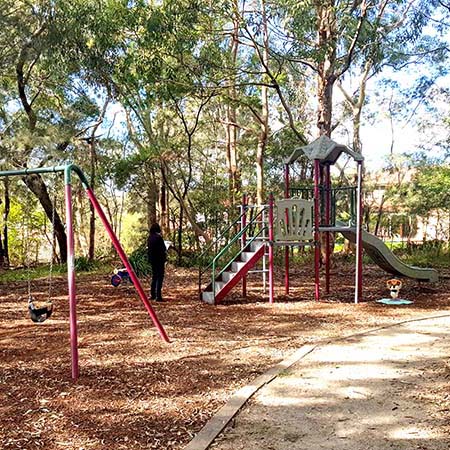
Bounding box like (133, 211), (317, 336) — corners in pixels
(334, 222), (439, 282)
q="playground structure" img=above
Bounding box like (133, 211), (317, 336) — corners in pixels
(199, 136), (438, 305)
(0, 164), (170, 381)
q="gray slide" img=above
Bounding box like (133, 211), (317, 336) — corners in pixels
(335, 222), (439, 282)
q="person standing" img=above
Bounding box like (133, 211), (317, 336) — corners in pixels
(147, 223), (167, 301)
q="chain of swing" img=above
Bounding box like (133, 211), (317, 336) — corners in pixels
(25, 175), (57, 323)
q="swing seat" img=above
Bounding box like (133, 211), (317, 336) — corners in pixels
(28, 297), (53, 323)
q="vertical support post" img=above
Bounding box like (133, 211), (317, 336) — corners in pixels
(313, 159), (321, 302)
(241, 194), (247, 298)
(262, 207), (267, 293)
(85, 186), (170, 342)
(325, 164), (331, 294)
(64, 171), (79, 381)
(268, 193), (274, 303)
(284, 164), (290, 295)
(355, 161), (364, 303)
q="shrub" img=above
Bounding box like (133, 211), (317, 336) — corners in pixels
(129, 245), (151, 276)
(75, 256), (97, 272)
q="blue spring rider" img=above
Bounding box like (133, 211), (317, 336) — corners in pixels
(111, 268), (133, 287)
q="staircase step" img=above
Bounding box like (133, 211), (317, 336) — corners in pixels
(201, 291), (215, 304)
(214, 281), (226, 291)
(222, 271), (235, 282)
(241, 251), (256, 262)
(249, 241), (264, 252)
(231, 261), (246, 272)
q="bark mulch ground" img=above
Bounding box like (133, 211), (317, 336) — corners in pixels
(1, 261), (449, 449)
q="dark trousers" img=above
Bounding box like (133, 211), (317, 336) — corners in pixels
(150, 262), (165, 300)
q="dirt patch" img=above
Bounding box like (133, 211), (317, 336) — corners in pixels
(0, 262), (449, 449)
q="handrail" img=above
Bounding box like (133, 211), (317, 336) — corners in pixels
(211, 228), (267, 299)
(197, 208), (247, 264)
(289, 185), (357, 226)
(209, 211), (265, 272)
(201, 207), (267, 275)
(199, 206), (268, 300)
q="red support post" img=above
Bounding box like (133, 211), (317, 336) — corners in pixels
(268, 193), (275, 303)
(313, 159), (321, 302)
(85, 187), (170, 342)
(284, 164), (290, 295)
(242, 194), (247, 298)
(325, 164), (331, 294)
(65, 183), (79, 381)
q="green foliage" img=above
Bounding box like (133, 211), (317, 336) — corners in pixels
(74, 256), (98, 272)
(384, 158), (450, 218)
(2, 198), (48, 266)
(395, 240), (450, 269)
(0, 0), (448, 267)
(0, 264), (66, 284)
(128, 245), (151, 277)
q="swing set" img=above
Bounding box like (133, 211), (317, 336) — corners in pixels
(0, 163), (170, 381)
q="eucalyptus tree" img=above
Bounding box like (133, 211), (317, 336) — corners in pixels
(0, 0), (127, 261)
(86, 0), (230, 252)
(336, 0), (449, 154)
(267, 0), (446, 144)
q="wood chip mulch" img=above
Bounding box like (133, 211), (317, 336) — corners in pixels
(1, 262), (450, 449)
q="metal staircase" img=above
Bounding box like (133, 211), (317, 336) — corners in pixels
(201, 240), (266, 304)
(198, 206), (268, 305)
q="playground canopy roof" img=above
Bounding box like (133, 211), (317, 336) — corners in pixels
(285, 135), (364, 165)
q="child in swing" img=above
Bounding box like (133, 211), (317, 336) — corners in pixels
(147, 223), (167, 302)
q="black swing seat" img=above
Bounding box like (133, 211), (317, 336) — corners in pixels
(28, 297), (53, 323)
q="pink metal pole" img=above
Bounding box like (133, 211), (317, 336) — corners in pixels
(242, 194), (247, 298)
(65, 183), (79, 381)
(268, 193), (274, 303)
(284, 164), (289, 295)
(325, 164), (331, 294)
(313, 159), (321, 302)
(355, 161), (364, 303)
(85, 187), (170, 342)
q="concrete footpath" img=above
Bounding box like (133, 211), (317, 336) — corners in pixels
(185, 314), (450, 450)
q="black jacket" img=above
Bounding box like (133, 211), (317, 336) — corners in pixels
(147, 232), (167, 265)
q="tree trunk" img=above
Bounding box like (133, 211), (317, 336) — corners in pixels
(177, 202), (183, 265)
(374, 194), (386, 236)
(75, 188), (87, 254)
(88, 97), (109, 261)
(256, 0), (269, 206)
(315, 1), (338, 264)
(226, 2), (241, 205)
(316, 1), (337, 137)
(161, 161), (211, 244)
(160, 167), (169, 233)
(23, 174), (67, 262)
(147, 173), (158, 228)
(2, 177), (10, 268)
(88, 142), (96, 261)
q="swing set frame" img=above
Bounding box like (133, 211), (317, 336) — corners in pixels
(0, 163), (170, 381)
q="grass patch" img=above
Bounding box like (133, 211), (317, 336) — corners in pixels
(0, 260), (110, 284)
